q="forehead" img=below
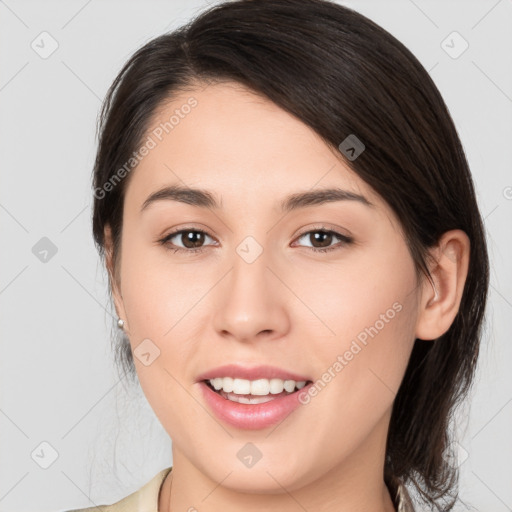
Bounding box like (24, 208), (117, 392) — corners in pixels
(124, 81), (383, 215)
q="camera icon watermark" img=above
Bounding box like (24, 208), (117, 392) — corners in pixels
(31, 31), (59, 59)
(441, 31), (469, 60)
(31, 441), (59, 469)
(133, 338), (161, 366)
(338, 134), (365, 161)
(442, 441), (469, 469)
(237, 442), (263, 468)
(236, 236), (264, 264)
(32, 236), (58, 263)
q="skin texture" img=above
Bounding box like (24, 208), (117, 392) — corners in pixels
(104, 81), (470, 512)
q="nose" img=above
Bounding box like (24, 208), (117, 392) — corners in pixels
(212, 248), (291, 344)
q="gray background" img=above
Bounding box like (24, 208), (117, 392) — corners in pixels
(1, 0), (511, 510)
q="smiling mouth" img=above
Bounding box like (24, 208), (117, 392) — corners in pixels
(203, 379), (313, 404)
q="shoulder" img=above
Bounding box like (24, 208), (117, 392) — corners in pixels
(65, 466), (173, 512)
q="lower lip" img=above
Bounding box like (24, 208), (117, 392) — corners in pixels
(198, 381), (312, 430)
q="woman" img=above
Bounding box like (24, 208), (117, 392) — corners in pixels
(68, 0), (489, 510)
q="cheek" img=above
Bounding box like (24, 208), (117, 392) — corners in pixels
(118, 225), (204, 339)
(290, 231), (418, 353)
(288, 290), (418, 476)
(116, 230), (214, 428)
(296, 247), (418, 441)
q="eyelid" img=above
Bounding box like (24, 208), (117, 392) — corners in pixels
(160, 223), (216, 240)
(159, 225), (217, 246)
(293, 223), (352, 240)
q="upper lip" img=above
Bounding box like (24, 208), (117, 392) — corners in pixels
(196, 364), (312, 383)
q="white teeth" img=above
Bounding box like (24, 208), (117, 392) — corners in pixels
(251, 379), (270, 395)
(269, 378), (284, 394)
(222, 392), (276, 404)
(208, 377), (307, 395)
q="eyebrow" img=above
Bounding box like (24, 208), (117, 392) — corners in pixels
(140, 184), (373, 214)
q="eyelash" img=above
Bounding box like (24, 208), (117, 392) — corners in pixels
(157, 225), (353, 255)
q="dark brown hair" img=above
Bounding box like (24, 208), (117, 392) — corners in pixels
(91, 1), (489, 509)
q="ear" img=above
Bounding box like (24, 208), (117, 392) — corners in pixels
(104, 224), (128, 331)
(415, 229), (470, 341)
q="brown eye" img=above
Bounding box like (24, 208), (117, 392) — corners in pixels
(177, 230), (207, 249)
(294, 229), (353, 253)
(159, 229), (216, 254)
(307, 231), (334, 249)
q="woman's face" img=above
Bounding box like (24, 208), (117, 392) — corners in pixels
(108, 81), (423, 493)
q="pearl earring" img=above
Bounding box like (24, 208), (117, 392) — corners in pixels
(117, 318), (125, 329)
